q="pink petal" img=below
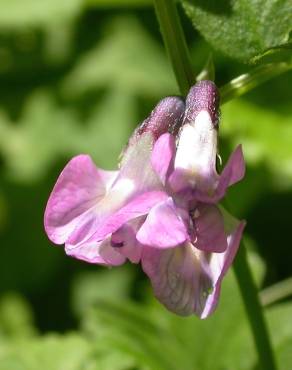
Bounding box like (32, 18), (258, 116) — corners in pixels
(88, 190), (169, 242)
(141, 243), (213, 317)
(151, 133), (176, 185)
(136, 198), (188, 248)
(192, 204), (227, 253)
(117, 133), (161, 194)
(111, 218), (144, 264)
(200, 210), (246, 318)
(44, 155), (117, 244)
(65, 238), (126, 266)
(216, 145), (245, 200)
(142, 208), (245, 318)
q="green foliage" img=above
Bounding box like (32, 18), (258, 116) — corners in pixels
(77, 251), (289, 370)
(0, 1), (291, 370)
(0, 293), (37, 339)
(0, 0), (83, 29)
(221, 99), (292, 189)
(181, 0), (292, 63)
(61, 17), (176, 98)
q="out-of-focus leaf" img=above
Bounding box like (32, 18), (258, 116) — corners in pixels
(275, 337), (292, 370)
(0, 88), (135, 182)
(0, 329), (141, 370)
(71, 267), (134, 318)
(181, 0), (292, 63)
(87, 0), (151, 6)
(0, 0), (83, 29)
(221, 99), (292, 189)
(0, 92), (79, 182)
(81, 249), (265, 370)
(0, 293), (36, 339)
(0, 333), (90, 370)
(75, 88), (136, 169)
(79, 249), (292, 370)
(62, 17), (177, 98)
(83, 300), (191, 370)
(0, 190), (7, 231)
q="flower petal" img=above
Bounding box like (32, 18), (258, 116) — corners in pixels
(65, 238), (126, 266)
(117, 133), (162, 193)
(215, 145), (245, 200)
(142, 243), (213, 317)
(200, 209), (246, 318)
(111, 218), (144, 264)
(136, 198), (188, 248)
(142, 207), (245, 318)
(44, 155), (117, 244)
(173, 111), (218, 194)
(192, 204), (227, 253)
(151, 133), (176, 185)
(88, 190), (169, 242)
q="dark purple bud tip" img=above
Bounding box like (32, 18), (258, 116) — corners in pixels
(185, 80), (220, 127)
(137, 96), (185, 139)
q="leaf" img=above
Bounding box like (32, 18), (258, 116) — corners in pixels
(71, 267), (134, 318)
(87, 0), (151, 6)
(250, 43), (292, 64)
(181, 0), (292, 62)
(61, 16), (177, 98)
(221, 99), (292, 189)
(83, 300), (192, 370)
(81, 249), (265, 370)
(0, 333), (91, 370)
(0, 0), (83, 29)
(0, 293), (36, 339)
(0, 88), (135, 182)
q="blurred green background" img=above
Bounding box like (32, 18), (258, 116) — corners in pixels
(0, 1), (292, 369)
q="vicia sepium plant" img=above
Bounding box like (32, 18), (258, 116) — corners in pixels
(44, 80), (245, 318)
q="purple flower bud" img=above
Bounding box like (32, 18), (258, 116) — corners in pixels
(136, 96), (185, 140)
(184, 80), (220, 127)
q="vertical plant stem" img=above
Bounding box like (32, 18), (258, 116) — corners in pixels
(153, 0), (195, 95)
(233, 242), (277, 370)
(153, 1), (277, 369)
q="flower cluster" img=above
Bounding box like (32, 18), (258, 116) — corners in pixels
(44, 80), (245, 318)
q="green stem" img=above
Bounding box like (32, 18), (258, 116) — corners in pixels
(220, 62), (292, 104)
(153, 2), (278, 369)
(233, 242), (277, 370)
(153, 0), (195, 96)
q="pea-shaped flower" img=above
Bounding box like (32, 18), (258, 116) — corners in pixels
(136, 81), (246, 318)
(44, 97), (185, 266)
(44, 81), (245, 319)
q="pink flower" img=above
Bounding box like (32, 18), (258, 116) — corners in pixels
(44, 96), (185, 266)
(44, 81), (245, 318)
(136, 81), (246, 318)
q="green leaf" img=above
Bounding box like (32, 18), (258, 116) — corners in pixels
(81, 249), (265, 370)
(0, 88), (135, 182)
(0, 333), (91, 370)
(61, 16), (177, 98)
(221, 99), (292, 189)
(0, 0), (82, 29)
(71, 267), (134, 318)
(181, 0), (292, 63)
(83, 300), (192, 370)
(250, 43), (292, 64)
(0, 293), (36, 339)
(86, 0), (151, 6)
